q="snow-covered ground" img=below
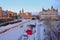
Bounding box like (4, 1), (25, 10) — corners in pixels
(0, 19), (29, 33)
(0, 19), (58, 40)
(0, 20), (36, 40)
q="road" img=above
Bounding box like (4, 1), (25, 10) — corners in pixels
(0, 20), (36, 40)
(0, 20), (57, 40)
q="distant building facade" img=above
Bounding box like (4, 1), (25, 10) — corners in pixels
(0, 7), (7, 18)
(6, 10), (17, 19)
(0, 7), (17, 19)
(40, 6), (58, 20)
(19, 9), (32, 20)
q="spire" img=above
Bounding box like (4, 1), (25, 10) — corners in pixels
(51, 6), (54, 11)
(51, 6), (53, 9)
(19, 10), (21, 14)
(42, 8), (45, 11)
(0, 7), (2, 10)
(56, 8), (58, 12)
(22, 8), (24, 13)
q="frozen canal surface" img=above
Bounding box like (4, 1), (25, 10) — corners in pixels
(0, 20), (49, 40)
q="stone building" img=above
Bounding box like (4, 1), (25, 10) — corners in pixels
(6, 10), (17, 19)
(19, 9), (32, 20)
(0, 7), (8, 18)
(40, 6), (58, 21)
(0, 7), (17, 19)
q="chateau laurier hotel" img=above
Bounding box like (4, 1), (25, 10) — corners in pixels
(40, 6), (58, 20)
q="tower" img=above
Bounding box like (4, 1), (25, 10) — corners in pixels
(22, 8), (24, 13)
(56, 8), (58, 12)
(51, 6), (53, 9)
(51, 6), (54, 11)
(42, 8), (45, 11)
(19, 10), (21, 14)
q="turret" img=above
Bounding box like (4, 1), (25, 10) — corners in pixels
(56, 8), (58, 12)
(42, 8), (45, 11)
(51, 6), (53, 9)
(22, 8), (24, 13)
(0, 7), (2, 10)
(19, 10), (21, 14)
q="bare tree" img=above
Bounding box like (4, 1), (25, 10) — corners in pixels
(44, 17), (58, 40)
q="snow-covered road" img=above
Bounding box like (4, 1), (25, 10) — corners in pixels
(0, 19), (30, 34)
(0, 20), (51, 40)
(0, 20), (37, 40)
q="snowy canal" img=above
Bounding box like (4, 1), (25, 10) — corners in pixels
(0, 20), (52, 40)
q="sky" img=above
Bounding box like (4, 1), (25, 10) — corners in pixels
(0, 0), (60, 13)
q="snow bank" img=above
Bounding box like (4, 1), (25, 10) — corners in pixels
(0, 19), (29, 34)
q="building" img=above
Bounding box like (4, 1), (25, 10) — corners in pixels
(0, 7), (8, 18)
(0, 7), (3, 17)
(19, 9), (32, 20)
(0, 7), (17, 21)
(6, 10), (17, 19)
(40, 6), (58, 21)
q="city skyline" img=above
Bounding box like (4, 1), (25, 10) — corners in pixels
(0, 0), (60, 13)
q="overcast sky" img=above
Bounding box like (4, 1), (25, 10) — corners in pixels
(0, 0), (60, 14)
